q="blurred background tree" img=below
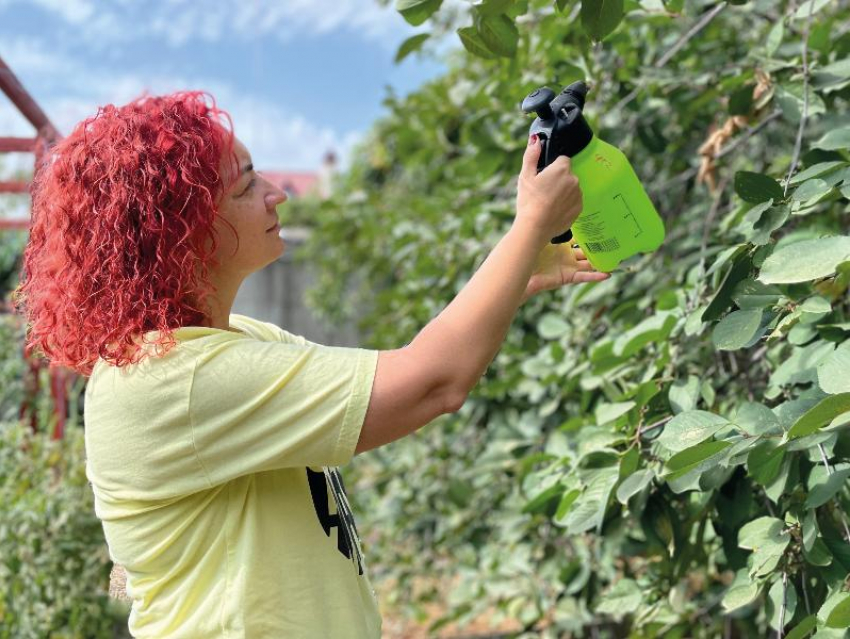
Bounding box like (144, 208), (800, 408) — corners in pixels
(284, 0), (850, 636)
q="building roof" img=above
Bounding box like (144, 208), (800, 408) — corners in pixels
(259, 171), (319, 198)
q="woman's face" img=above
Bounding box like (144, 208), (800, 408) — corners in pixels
(211, 136), (287, 278)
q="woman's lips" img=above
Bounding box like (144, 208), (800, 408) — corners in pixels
(266, 222), (280, 232)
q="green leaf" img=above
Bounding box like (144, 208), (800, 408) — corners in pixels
(802, 536), (833, 566)
(616, 469), (653, 504)
(506, 0), (529, 18)
(822, 533), (850, 580)
(735, 171), (784, 204)
(732, 402), (781, 436)
(553, 488), (581, 523)
(739, 516), (791, 577)
(728, 84), (754, 116)
(658, 410), (730, 452)
(722, 581), (761, 612)
(792, 178), (833, 202)
(764, 455), (793, 502)
(749, 205), (791, 246)
(803, 510), (819, 552)
(538, 313), (571, 339)
(758, 236), (850, 284)
(805, 465), (850, 509)
(771, 341), (835, 390)
(613, 311), (677, 357)
(564, 466), (620, 534)
(521, 481), (564, 514)
(739, 516), (785, 549)
(640, 493), (678, 555)
(731, 279), (782, 310)
(788, 161), (847, 186)
(747, 440), (786, 486)
(767, 578), (797, 632)
(825, 594), (850, 629)
(396, 0), (443, 26)
(818, 340), (850, 394)
(703, 250), (753, 321)
(595, 578), (642, 616)
(581, 0), (624, 42)
(785, 615), (817, 639)
(595, 401), (635, 425)
(799, 295), (832, 320)
(787, 393), (850, 440)
(665, 440), (732, 480)
(712, 309), (764, 350)
(765, 19), (783, 56)
(722, 569), (762, 612)
(473, 11), (519, 57)
(474, 0), (515, 15)
(813, 57), (850, 92)
(819, 590), (850, 627)
(814, 127), (850, 151)
(793, 0), (833, 19)
(668, 375), (700, 414)
(775, 84), (827, 123)
(394, 33), (431, 64)
(456, 26), (499, 59)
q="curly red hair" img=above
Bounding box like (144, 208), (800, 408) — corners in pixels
(12, 90), (241, 377)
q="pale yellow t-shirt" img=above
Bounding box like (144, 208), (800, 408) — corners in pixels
(84, 313), (382, 638)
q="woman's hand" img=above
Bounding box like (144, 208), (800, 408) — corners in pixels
(521, 244), (610, 304)
(515, 135), (583, 241)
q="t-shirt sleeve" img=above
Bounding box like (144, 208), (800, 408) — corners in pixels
(188, 336), (379, 486)
(263, 321), (320, 347)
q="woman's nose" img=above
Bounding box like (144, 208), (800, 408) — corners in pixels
(265, 188), (287, 209)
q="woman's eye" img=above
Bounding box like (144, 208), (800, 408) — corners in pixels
(241, 179), (255, 195)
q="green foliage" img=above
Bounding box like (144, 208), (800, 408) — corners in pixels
(0, 242), (125, 636)
(284, 0), (850, 635)
(0, 315), (26, 423)
(0, 421), (128, 638)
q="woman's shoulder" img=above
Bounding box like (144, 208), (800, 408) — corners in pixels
(229, 313), (313, 346)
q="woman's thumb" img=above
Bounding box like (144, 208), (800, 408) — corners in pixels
(521, 134), (542, 178)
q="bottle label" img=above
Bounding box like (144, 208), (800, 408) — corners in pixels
(573, 210), (621, 253)
(585, 238), (621, 253)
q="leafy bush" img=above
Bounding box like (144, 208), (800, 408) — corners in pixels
(0, 314), (26, 424)
(287, 0), (850, 636)
(0, 420), (129, 639)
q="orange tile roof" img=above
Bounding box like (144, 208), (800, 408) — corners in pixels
(258, 171), (319, 198)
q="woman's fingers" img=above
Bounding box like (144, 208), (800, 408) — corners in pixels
(573, 247), (586, 260)
(571, 270), (611, 283)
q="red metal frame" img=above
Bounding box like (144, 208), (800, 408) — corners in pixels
(0, 54), (69, 439)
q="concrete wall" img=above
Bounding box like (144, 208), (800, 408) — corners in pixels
(232, 226), (365, 347)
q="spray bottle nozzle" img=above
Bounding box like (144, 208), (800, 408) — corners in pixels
(521, 87), (557, 120)
(560, 81), (588, 110)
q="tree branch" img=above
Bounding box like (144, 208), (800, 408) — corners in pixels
(782, 0), (817, 196)
(612, 2), (729, 114)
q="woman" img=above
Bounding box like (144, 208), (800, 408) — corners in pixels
(13, 91), (607, 638)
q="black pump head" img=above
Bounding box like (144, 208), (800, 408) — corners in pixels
(560, 81), (588, 110)
(521, 80), (595, 244)
(522, 80), (594, 165)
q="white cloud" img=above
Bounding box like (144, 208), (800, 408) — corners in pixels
(0, 36), (364, 174)
(0, 0), (464, 173)
(151, 0), (419, 50)
(1, 0), (431, 51)
(25, 0), (94, 24)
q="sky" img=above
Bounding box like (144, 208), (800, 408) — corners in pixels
(0, 0), (460, 183)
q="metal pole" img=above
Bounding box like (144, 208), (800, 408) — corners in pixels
(0, 52), (67, 437)
(0, 54), (59, 143)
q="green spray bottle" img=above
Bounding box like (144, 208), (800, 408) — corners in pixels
(521, 81), (665, 272)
